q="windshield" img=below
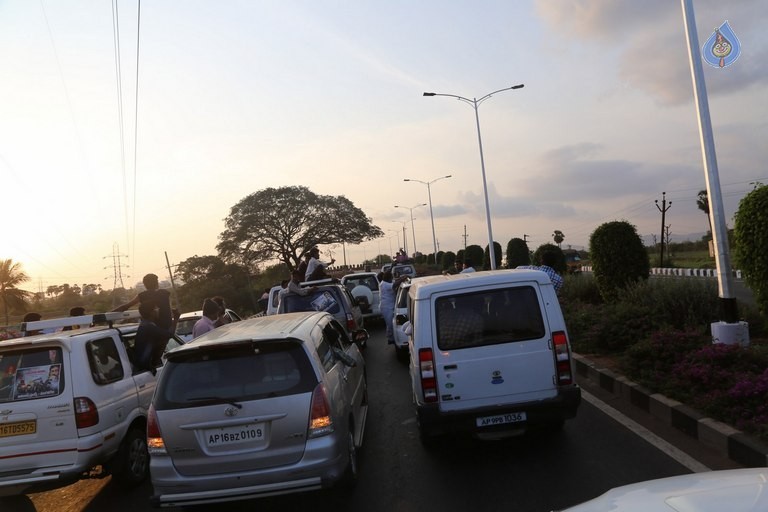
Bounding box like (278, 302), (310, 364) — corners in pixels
(156, 341), (316, 409)
(281, 289), (342, 315)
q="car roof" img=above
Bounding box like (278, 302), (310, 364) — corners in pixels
(341, 272), (378, 280)
(0, 321), (141, 348)
(409, 269), (553, 299)
(178, 308), (237, 320)
(167, 312), (328, 354)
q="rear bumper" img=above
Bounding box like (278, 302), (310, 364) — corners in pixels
(150, 434), (348, 508)
(416, 385), (581, 437)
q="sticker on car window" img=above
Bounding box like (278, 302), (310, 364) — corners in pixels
(310, 292), (337, 312)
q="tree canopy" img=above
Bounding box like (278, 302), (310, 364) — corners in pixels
(217, 186), (384, 271)
(0, 259), (31, 325)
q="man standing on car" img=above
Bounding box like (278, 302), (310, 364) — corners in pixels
(135, 303), (177, 374)
(113, 273), (174, 331)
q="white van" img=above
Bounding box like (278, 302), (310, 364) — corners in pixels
(407, 269), (581, 445)
(0, 312), (184, 496)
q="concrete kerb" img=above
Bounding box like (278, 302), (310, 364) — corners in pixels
(572, 353), (768, 468)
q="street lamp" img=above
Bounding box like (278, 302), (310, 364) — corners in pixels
(403, 175), (452, 259)
(391, 221), (407, 254)
(394, 203), (426, 257)
(423, 84), (524, 269)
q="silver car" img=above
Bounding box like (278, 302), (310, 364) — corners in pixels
(148, 312), (368, 508)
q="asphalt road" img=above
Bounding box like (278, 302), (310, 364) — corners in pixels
(8, 322), (720, 512)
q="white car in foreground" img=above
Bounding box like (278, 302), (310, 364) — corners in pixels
(557, 468), (768, 511)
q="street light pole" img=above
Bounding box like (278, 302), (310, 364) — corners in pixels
(394, 203), (426, 257)
(391, 221), (407, 254)
(404, 175), (452, 260)
(424, 84), (524, 269)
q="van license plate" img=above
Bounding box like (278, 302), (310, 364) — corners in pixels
(0, 420), (37, 437)
(476, 412), (527, 427)
(206, 423), (265, 447)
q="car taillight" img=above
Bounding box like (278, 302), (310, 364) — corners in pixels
(346, 313), (356, 332)
(308, 383), (334, 438)
(147, 404), (167, 455)
(418, 348), (438, 403)
(553, 331), (573, 385)
(73, 397), (99, 428)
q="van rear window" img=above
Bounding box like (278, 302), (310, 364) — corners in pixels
(155, 341), (317, 410)
(435, 286), (545, 350)
(0, 347), (65, 403)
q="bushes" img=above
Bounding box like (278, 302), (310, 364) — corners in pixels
(563, 273), (768, 441)
(734, 184), (768, 316)
(589, 220), (650, 301)
(622, 336), (768, 440)
(505, 238), (530, 268)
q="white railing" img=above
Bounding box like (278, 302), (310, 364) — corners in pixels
(581, 266), (742, 279)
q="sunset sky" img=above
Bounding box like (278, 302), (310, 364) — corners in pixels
(2, 0), (766, 292)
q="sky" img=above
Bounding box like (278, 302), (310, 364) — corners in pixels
(2, 0), (767, 293)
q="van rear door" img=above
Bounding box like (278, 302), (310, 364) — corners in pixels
(431, 284), (558, 412)
(0, 344), (80, 478)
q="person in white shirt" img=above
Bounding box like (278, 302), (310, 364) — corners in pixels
(305, 246), (335, 281)
(460, 259), (476, 273)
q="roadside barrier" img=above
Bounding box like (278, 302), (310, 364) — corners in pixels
(581, 266), (742, 279)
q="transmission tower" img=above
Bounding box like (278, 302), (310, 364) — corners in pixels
(104, 242), (130, 296)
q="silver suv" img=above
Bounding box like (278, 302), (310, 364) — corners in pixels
(148, 312), (369, 508)
(0, 312), (184, 497)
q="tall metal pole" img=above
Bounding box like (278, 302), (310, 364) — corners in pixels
(404, 175), (452, 260)
(681, 0), (745, 344)
(471, 98), (497, 269)
(424, 85), (524, 270)
(395, 203), (426, 257)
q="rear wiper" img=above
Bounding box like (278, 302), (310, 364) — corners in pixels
(186, 396), (242, 409)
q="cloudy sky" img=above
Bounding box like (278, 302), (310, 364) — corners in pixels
(2, 0), (766, 292)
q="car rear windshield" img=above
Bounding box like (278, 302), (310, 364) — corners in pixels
(155, 340), (317, 410)
(344, 275), (379, 292)
(435, 286), (545, 351)
(0, 347), (65, 403)
(281, 289), (342, 315)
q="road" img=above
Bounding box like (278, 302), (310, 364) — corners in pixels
(5, 322), (731, 512)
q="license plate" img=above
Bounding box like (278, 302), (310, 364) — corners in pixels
(0, 420), (37, 438)
(476, 412), (527, 427)
(205, 423), (265, 447)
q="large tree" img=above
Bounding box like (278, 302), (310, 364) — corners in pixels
(1, 259), (31, 325)
(175, 255), (257, 314)
(217, 186), (384, 271)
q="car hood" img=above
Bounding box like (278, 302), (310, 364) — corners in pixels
(559, 468), (768, 512)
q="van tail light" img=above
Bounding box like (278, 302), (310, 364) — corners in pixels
(73, 397), (99, 429)
(552, 331), (573, 386)
(147, 404), (167, 455)
(418, 348), (438, 403)
(308, 383), (334, 438)
(346, 313), (356, 332)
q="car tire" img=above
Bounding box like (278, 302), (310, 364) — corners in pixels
(108, 428), (149, 489)
(340, 424), (359, 488)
